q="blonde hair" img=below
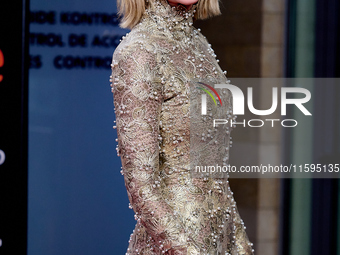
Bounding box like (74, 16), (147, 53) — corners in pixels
(117, 0), (221, 29)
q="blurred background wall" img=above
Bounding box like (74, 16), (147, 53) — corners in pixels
(28, 1), (133, 254)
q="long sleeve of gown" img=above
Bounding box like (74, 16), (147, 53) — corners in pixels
(111, 45), (188, 254)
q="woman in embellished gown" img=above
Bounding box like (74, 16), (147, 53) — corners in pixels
(111, 0), (255, 254)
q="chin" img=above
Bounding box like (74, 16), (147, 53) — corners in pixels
(176, 0), (199, 5)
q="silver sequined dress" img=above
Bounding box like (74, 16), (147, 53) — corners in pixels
(111, 0), (255, 254)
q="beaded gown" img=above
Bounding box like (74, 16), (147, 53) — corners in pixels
(111, 0), (254, 254)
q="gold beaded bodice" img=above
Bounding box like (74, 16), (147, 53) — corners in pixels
(111, 0), (254, 254)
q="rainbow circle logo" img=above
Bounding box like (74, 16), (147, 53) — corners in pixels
(196, 81), (222, 106)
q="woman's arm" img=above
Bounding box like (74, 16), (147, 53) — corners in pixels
(111, 45), (187, 254)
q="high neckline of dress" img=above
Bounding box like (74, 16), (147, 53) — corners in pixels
(160, 0), (198, 17)
(145, 0), (197, 24)
(139, 0), (198, 40)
